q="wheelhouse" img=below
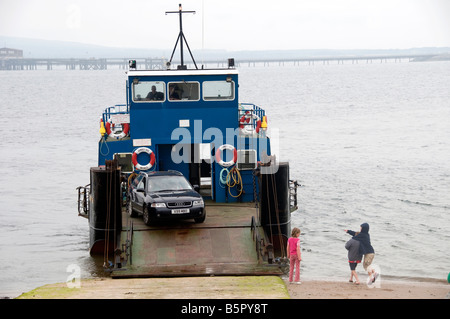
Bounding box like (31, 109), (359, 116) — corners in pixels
(98, 66), (271, 204)
(127, 69), (240, 143)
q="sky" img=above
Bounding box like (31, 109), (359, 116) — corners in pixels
(1, 0), (449, 51)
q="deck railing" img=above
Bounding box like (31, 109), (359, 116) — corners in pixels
(102, 104), (129, 123)
(101, 102), (268, 136)
(239, 103), (266, 135)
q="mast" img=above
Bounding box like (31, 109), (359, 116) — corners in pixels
(166, 3), (198, 70)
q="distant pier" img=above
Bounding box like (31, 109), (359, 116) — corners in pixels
(203, 54), (443, 68)
(237, 54), (436, 66)
(0, 54), (444, 70)
(0, 57), (167, 71)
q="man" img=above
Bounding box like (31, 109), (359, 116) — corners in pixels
(146, 85), (164, 100)
(169, 84), (181, 100)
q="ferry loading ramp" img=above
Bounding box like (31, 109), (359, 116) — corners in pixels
(112, 201), (284, 278)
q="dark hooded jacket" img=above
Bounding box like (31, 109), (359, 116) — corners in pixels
(346, 223), (375, 255)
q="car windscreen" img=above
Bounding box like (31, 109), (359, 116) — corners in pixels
(147, 175), (193, 192)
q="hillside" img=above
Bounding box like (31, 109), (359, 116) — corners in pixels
(1, 35), (449, 60)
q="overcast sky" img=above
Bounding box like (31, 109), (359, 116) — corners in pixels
(1, 0), (449, 51)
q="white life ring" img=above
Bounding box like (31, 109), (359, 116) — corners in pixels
(105, 121), (130, 139)
(215, 144), (237, 167)
(132, 147), (155, 171)
(239, 111), (261, 135)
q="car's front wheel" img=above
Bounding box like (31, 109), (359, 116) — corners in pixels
(142, 205), (152, 226)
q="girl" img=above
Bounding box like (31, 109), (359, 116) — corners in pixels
(287, 227), (302, 284)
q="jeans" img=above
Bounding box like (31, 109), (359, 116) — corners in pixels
(289, 255), (301, 282)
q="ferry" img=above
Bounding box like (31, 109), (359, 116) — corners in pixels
(77, 4), (298, 278)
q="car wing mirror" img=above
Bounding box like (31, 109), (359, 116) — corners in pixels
(193, 185), (200, 192)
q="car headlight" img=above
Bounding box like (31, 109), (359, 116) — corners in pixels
(151, 203), (166, 208)
(193, 199), (204, 206)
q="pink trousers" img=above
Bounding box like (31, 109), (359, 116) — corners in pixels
(289, 255), (301, 282)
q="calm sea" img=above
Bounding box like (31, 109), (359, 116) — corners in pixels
(1, 60), (449, 298)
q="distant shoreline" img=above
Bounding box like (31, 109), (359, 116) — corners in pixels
(2, 35), (450, 60)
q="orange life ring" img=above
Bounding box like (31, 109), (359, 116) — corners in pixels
(132, 147), (155, 171)
(215, 144), (237, 167)
(239, 111), (261, 135)
(105, 121), (130, 139)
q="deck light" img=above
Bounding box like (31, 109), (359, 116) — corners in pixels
(129, 60), (136, 69)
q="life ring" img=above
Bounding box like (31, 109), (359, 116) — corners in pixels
(239, 111), (261, 135)
(215, 144), (237, 167)
(132, 147), (155, 171)
(105, 121), (130, 139)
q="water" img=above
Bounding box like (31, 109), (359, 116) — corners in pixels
(1, 61), (449, 298)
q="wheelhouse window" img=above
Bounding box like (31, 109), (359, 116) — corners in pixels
(168, 82), (200, 101)
(203, 81), (235, 100)
(133, 81), (165, 102)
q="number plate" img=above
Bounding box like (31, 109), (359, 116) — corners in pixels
(171, 208), (190, 214)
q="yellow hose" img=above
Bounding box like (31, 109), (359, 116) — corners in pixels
(226, 167), (243, 198)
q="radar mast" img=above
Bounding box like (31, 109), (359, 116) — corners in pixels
(166, 3), (198, 70)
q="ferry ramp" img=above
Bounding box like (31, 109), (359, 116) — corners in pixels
(112, 202), (283, 278)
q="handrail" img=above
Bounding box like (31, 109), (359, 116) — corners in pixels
(250, 216), (274, 264)
(250, 216), (264, 262)
(289, 180), (299, 212)
(123, 219), (133, 266)
(102, 104), (129, 124)
(238, 103), (266, 135)
(76, 184), (90, 218)
(239, 103), (266, 119)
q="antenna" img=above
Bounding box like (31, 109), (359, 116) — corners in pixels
(166, 3), (198, 70)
